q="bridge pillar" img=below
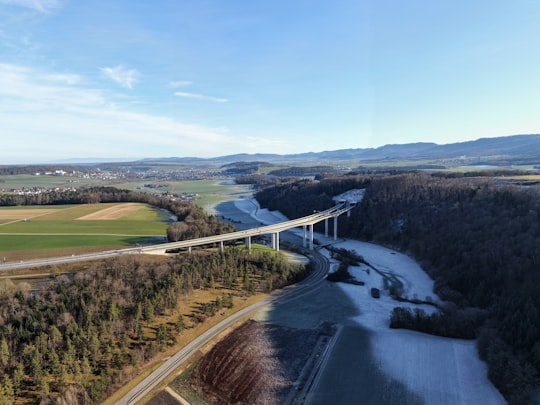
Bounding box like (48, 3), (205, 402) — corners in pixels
(333, 216), (338, 241)
(325, 218), (329, 237)
(303, 225), (307, 248)
(245, 236), (251, 253)
(309, 223), (314, 250)
(188, 246), (192, 254)
(220, 240), (224, 253)
(272, 232), (280, 251)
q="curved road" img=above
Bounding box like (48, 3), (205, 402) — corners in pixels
(116, 249), (330, 405)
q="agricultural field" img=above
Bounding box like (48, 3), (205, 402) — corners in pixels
(0, 203), (170, 261)
(0, 173), (101, 190)
(115, 179), (253, 212)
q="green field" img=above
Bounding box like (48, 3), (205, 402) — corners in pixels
(115, 179), (253, 212)
(0, 203), (169, 261)
(0, 173), (253, 212)
(0, 174), (100, 190)
(0, 177), (252, 261)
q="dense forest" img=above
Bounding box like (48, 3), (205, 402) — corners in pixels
(256, 173), (540, 404)
(0, 247), (306, 404)
(255, 175), (371, 219)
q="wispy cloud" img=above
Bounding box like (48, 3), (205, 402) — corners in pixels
(43, 73), (82, 85)
(0, 0), (62, 13)
(169, 80), (228, 103)
(0, 63), (246, 162)
(169, 80), (192, 88)
(100, 65), (139, 89)
(174, 91), (228, 103)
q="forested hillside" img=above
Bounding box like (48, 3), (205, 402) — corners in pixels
(256, 173), (540, 404)
(0, 186), (296, 403)
(255, 175), (371, 219)
(0, 248), (306, 404)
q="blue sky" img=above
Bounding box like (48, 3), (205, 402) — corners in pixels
(1, 0), (539, 163)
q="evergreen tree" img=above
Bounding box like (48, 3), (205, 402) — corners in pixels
(2, 376), (14, 404)
(0, 339), (9, 368)
(12, 363), (24, 395)
(175, 314), (185, 333)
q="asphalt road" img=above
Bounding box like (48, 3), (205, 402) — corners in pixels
(0, 249), (127, 271)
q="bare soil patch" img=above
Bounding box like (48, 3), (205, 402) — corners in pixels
(76, 203), (142, 220)
(177, 320), (334, 405)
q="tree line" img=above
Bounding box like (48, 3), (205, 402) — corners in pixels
(256, 173), (540, 404)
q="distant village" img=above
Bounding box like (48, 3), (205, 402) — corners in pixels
(1, 165), (225, 203)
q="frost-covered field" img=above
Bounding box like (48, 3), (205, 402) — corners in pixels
(234, 197), (506, 404)
(330, 241), (505, 404)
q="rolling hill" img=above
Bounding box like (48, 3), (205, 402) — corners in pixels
(138, 134), (540, 165)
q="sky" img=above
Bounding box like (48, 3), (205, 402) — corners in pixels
(1, 0), (540, 163)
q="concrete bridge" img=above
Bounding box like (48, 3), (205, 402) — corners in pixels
(143, 202), (354, 254)
(0, 203), (354, 271)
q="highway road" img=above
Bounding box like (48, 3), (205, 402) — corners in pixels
(0, 249), (131, 271)
(115, 249), (330, 405)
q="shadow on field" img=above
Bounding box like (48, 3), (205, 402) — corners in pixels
(259, 270), (422, 405)
(213, 199), (422, 404)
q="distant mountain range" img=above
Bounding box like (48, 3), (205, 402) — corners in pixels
(140, 134), (540, 165)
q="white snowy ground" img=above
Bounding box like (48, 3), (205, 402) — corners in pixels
(234, 197), (506, 405)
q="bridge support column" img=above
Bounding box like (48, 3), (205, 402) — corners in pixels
(325, 218), (329, 237)
(309, 224), (314, 250)
(220, 240), (224, 253)
(333, 216), (338, 241)
(303, 225), (307, 248)
(188, 246), (192, 254)
(245, 236), (251, 253)
(271, 232), (280, 251)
